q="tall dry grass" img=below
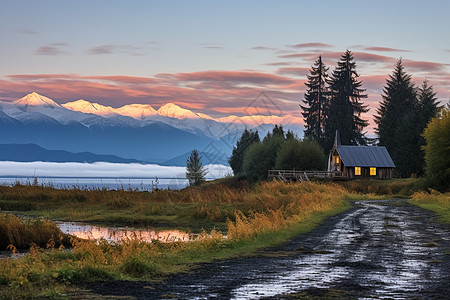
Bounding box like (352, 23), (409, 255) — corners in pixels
(0, 214), (70, 250)
(227, 181), (349, 239)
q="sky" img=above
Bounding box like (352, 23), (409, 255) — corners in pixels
(0, 0), (449, 132)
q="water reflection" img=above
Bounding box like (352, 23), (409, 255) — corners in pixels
(56, 222), (191, 243)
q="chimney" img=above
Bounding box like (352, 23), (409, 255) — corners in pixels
(333, 130), (341, 148)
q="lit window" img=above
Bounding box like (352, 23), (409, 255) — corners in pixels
(370, 167), (376, 176)
(335, 156), (340, 164)
(355, 167), (361, 176)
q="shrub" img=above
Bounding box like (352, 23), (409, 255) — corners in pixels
(275, 139), (326, 171)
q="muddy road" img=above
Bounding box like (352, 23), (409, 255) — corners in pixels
(87, 200), (450, 299)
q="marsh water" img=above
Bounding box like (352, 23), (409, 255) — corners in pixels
(87, 199), (450, 299)
(56, 221), (191, 243)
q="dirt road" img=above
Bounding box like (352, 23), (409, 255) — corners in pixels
(87, 200), (450, 299)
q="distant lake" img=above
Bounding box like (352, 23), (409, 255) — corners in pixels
(0, 177), (189, 191)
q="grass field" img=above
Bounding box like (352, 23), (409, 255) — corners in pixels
(0, 177), (443, 299)
(0, 179), (356, 298)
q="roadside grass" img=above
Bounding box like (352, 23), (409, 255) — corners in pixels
(0, 180), (353, 298)
(337, 178), (427, 198)
(409, 190), (450, 224)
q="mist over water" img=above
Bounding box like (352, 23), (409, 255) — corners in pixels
(0, 161), (232, 190)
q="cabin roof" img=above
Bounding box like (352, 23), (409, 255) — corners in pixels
(336, 146), (395, 168)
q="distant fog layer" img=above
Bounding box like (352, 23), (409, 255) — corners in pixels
(0, 161), (231, 179)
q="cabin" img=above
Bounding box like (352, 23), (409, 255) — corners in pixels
(328, 131), (395, 179)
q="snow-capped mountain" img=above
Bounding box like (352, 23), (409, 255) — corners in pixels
(115, 104), (157, 119)
(13, 92), (61, 108)
(62, 99), (116, 116)
(0, 92), (305, 164)
(157, 103), (200, 119)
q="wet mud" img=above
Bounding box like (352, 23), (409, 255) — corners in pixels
(84, 200), (450, 299)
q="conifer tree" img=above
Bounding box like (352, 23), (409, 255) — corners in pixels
(186, 149), (207, 186)
(228, 129), (260, 176)
(301, 56), (329, 149)
(393, 79), (440, 176)
(324, 50), (368, 153)
(374, 59), (417, 153)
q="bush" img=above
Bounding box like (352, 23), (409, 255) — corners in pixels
(275, 139), (326, 171)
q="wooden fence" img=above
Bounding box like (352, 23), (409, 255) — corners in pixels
(268, 170), (344, 182)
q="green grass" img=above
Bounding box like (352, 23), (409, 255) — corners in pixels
(409, 190), (450, 224)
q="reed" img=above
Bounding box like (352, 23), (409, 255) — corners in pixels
(0, 214), (70, 250)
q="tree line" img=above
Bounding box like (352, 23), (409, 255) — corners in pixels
(226, 50), (445, 187)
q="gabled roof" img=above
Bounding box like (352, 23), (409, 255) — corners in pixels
(337, 146), (395, 168)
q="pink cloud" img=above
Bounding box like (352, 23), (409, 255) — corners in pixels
(403, 60), (448, 72)
(364, 47), (411, 52)
(289, 43), (333, 49)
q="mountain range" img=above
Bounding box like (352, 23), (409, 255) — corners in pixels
(0, 92), (304, 166)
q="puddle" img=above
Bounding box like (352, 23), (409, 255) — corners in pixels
(56, 222), (191, 243)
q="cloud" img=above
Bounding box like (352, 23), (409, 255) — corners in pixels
(364, 47), (411, 52)
(251, 46), (276, 51)
(264, 62), (294, 66)
(278, 53), (319, 59)
(203, 46), (225, 49)
(35, 43), (69, 56)
(86, 45), (143, 56)
(289, 43), (333, 49)
(403, 60), (448, 72)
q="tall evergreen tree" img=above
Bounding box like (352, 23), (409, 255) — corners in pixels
(374, 59), (417, 153)
(186, 149), (207, 186)
(323, 50), (369, 153)
(301, 56), (329, 149)
(394, 79), (441, 176)
(373, 61), (441, 177)
(417, 79), (439, 128)
(228, 129), (260, 176)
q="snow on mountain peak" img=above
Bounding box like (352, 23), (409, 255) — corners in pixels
(157, 103), (199, 119)
(62, 99), (116, 116)
(116, 104), (157, 119)
(14, 92), (61, 108)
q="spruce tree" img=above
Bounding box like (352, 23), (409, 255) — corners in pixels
(373, 60), (441, 177)
(186, 149), (207, 186)
(301, 56), (329, 149)
(324, 50), (368, 153)
(228, 129), (260, 176)
(394, 79), (440, 177)
(374, 59), (417, 153)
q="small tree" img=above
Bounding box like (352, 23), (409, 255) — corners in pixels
(186, 149), (207, 186)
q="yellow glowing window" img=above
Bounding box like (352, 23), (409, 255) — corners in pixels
(355, 167), (361, 176)
(335, 156), (340, 164)
(370, 167), (376, 176)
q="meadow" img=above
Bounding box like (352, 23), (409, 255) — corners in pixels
(0, 178), (448, 298)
